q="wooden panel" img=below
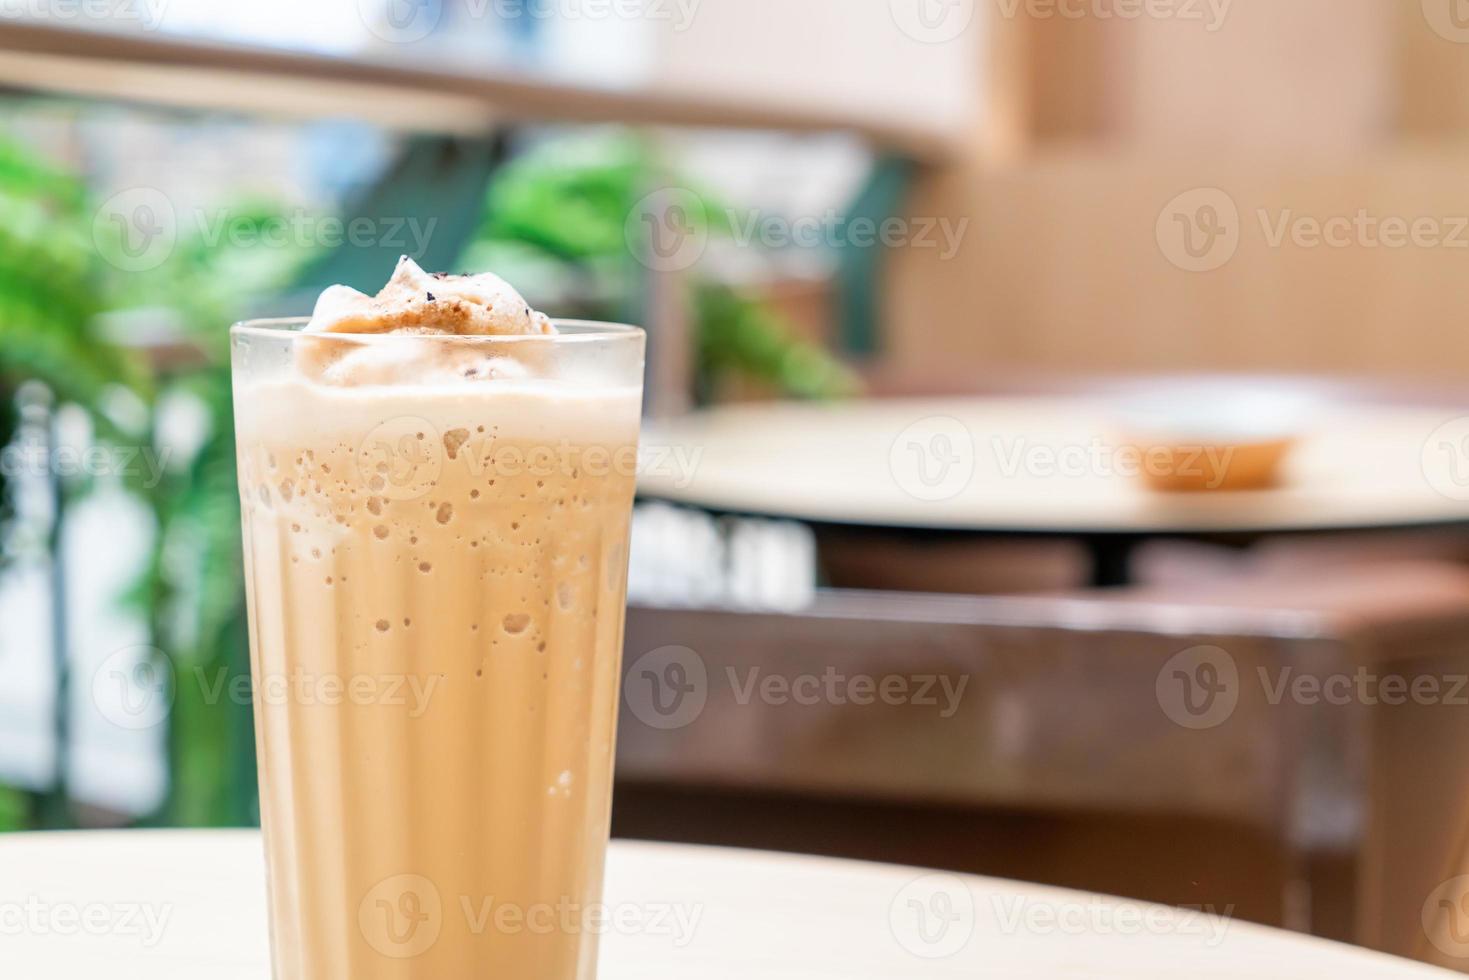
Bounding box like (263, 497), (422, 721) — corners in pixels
(620, 575), (1469, 962)
(1360, 639), (1469, 966)
(612, 785), (1294, 929)
(1022, 0), (1393, 152)
(618, 592), (1330, 826)
(885, 148), (1469, 379)
(1397, 0), (1469, 139)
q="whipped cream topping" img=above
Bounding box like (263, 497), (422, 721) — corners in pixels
(306, 256), (555, 338)
(298, 256), (554, 386)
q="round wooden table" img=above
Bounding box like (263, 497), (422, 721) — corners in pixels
(639, 395), (1469, 585)
(1, 830), (1453, 978)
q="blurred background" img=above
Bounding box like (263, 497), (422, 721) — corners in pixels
(8, 0), (1469, 970)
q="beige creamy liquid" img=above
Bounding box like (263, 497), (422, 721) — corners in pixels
(236, 379), (639, 980)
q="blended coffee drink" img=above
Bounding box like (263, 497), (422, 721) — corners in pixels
(231, 258), (643, 979)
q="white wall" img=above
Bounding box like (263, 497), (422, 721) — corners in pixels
(647, 0), (980, 133)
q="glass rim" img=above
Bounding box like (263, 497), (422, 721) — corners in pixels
(230, 317), (644, 345)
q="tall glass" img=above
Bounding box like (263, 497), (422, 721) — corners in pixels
(230, 319), (644, 980)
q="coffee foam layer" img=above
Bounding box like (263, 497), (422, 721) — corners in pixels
(237, 378), (641, 448)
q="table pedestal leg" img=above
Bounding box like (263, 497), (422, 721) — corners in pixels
(1087, 536), (1140, 588)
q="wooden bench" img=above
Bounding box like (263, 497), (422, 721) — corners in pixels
(616, 564), (1469, 965)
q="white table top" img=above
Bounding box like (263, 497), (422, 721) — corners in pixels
(639, 396), (1469, 535)
(0, 830), (1452, 978)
